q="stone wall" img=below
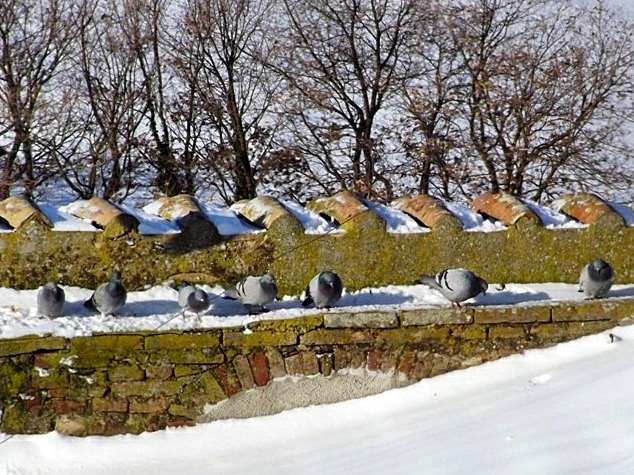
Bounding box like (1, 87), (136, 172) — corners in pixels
(0, 191), (631, 294)
(2, 298), (633, 436)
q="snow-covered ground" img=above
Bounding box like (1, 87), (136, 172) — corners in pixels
(2, 281), (634, 340)
(2, 313), (634, 474)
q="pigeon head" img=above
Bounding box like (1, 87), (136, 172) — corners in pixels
(109, 271), (123, 289)
(589, 259), (613, 282)
(261, 273), (276, 285)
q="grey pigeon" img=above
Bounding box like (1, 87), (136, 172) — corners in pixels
(37, 282), (65, 317)
(178, 284), (210, 318)
(417, 268), (488, 308)
(578, 259), (614, 299)
(224, 272), (277, 314)
(302, 271), (343, 309)
(84, 270), (127, 316)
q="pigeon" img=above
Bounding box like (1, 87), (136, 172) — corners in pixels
(178, 284), (210, 318)
(84, 270), (127, 316)
(578, 259), (614, 299)
(224, 272), (277, 314)
(37, 282), (65, 317)
(417, 268), (488, 308)
(302, 271), (343, 309)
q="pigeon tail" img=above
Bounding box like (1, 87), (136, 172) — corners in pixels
(84, 296), (96, 309)
(222, 289), (239, 300)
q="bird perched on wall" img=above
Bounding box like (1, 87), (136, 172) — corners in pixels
(302, 271), (343, 309)
(223, 272), (277, 314)
(578, 259), (614, 299)
(84, 270), (127, 316)
(37, 282), (65, 317)
(178, 283), (210, 319)
(417, 268), (488, 308)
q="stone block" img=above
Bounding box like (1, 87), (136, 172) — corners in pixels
(550, 300), (622, 322)
(488, 325), (527, 340)
(265, 348), (287, 379)
(474, 305), (551, 324)
(333, 346), (367, 370)
(232, 355), (255, 390)
(109, 364), (145, 382)
(145, 364), (174, 380)
(49, 399), (85, 415)
(249, 352), (270, 387)
(324, 311), (399, 328)
(144, 332), (221, 351)
(301, 328), (375, 345)
(284, 351), (319, 376)
(223, 329), (298, 348)
(400, 307), (473, 326)
(149, 349), (224, 365)
(92, 397), (129, 413)
(129, 396), (169, 414)
(0, 336), (66, 357)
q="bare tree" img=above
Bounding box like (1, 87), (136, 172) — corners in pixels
(448, 0), (634, 201)
(275, 0), (417, 202)
(120, 0), (189, 196)
(397, 1), (466, 200)
(53, 0), (147, 200)
(0, 0), (75, 199)
(169, 0), (282, 203)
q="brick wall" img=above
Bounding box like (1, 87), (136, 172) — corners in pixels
(1, 298), (633, 436)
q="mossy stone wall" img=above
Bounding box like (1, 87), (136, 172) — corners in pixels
(2, 299), (633, 436)
(0, 206), (631, 295)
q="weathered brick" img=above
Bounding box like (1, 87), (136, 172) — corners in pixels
(174, 364), (208, 378)
(366, 349), (383, 371)
(450, 324), (487, 340)
(284, 351), (319, 376)
(400, 308), (473, 326)
(111, 379), (184, 398)
(232, 355), (255, 390)
(109, 364), (145, 382)
(318, 353), (334, 377)
(0, 336), (66, 357)
(149, 349), (224, 365)
(179, 373), (226, 406)
(223, 330), (297, 348)
(301, 328), (375, 345)
(49, 399), (85, 415)
(145, 365), (174, 380)
(488, 325), (527, 340)
(129, 396), (169, 414)
(324, 311), (399, 329)
(474, 305), (551, 324)
(168, 403), (199, 419)
(92, 397), (129, 413)
(333, 346), (367, 370)
(551, 301), (618, 322)
(247, 315), (324, 333)
(249, 352), (269, 387)
(265, 348), (286, 379)
(144, 332), (221, 351)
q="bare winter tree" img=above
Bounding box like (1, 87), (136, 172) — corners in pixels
(275, 0), (418, 202)
(0, 0), (75, 199)
(448, 0), (634, 201)
(54, 0), (147, 200)
(169, 0), (282, 203)
(121, 0), (189, 197)
(397, 1), (466, 200)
